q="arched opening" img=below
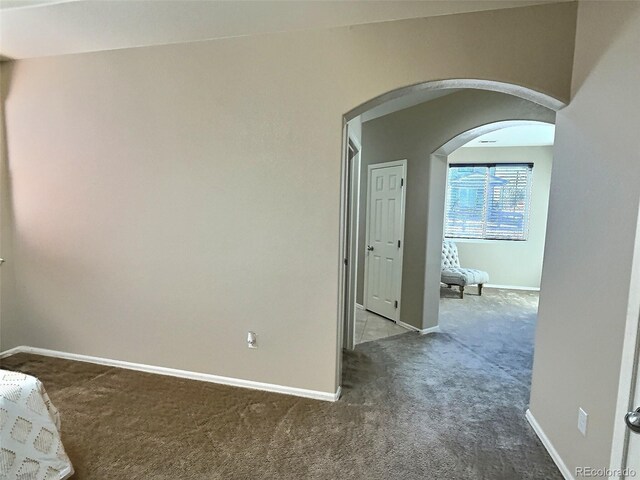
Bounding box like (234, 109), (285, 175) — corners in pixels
(432, 120), (554, 382)
(344, 79), (566, 122)
(336, 84), (559, 477)
(429, 120), (554, 327)
(337, 81), (563, 385)
(434, 119), (554, 156)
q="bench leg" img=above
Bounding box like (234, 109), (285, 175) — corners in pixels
(478, 284), (483, 296)
(459, 286), (464, 299)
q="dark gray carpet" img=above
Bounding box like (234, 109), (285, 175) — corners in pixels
(0, 288), (559, 479)
(439, 286), (540, 386)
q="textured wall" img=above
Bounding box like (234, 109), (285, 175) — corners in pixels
(0, 3), (576, 393)
(529, 0), (640, 473)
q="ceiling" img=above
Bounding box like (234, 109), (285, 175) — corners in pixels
(462, 123), (555, 148)
(0, 0), (62, 8)
(0, 0), (568, 60)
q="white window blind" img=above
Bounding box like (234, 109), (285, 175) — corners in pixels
(444, 163), (533, 241)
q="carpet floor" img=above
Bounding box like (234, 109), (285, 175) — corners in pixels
(0, 288), (560, 479)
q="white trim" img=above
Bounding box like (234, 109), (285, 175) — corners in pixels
(419, 325), (441, 335)
(393, 320), (440, 335)
(610, 197), (640, 476)
(0, 346), (342, 402)
(0, 346), (23, 359)
(484, 284), (540, 292)
(348, 129), (362, 152)
(525, 409), (574, 480)
(336, 122), (349, 395)
(450, 238), (529, 244)
(342, 132), (362, 352)
(355, 303), (364, 311)
(363, 159), (407, 323)
(346, 80), (566, 121)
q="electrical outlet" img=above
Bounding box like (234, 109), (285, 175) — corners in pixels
(578, 407), (588, 436)
(247, 331), (257, 349)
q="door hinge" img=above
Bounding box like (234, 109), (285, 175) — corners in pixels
(344, 258), (348, 266)
(400, 178), (404, 187)
(397, 240), (401, 248)
(394, 300), (398, 309)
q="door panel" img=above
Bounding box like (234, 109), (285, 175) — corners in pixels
(627, 363), (640, 476)
(365, 162), (405, 322)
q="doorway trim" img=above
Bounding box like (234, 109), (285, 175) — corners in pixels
(345, 79), (566, 122)
(335, 79), (567, 395)
(420, 120), (555, 330)
(609, 196), (640, 476)
(342, 132), (361, 351)
(363, 159), (407, 323)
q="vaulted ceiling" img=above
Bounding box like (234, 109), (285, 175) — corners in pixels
(0, 0), (569, 60)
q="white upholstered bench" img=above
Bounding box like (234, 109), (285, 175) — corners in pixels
(441, 240), (489, 299)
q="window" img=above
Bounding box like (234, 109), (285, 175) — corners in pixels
(444, 163), (533, 241)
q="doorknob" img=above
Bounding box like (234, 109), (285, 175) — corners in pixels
(625, 407), (640, 433)
(367, 246), (374, 251)
(0, 258), (4, 265)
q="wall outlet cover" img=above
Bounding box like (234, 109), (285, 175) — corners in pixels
(578, 407), (588, 436)
(247, 331), (258, 349)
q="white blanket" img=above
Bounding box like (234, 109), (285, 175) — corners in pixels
(0, 369), (74, 479)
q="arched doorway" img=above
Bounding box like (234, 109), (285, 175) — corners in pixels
(336, 80), (563, 389)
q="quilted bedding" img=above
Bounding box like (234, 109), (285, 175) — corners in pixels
(0, 369), (74, 480)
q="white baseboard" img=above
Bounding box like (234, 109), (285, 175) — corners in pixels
(394, 320), (440, 336)
(525, 409), (574, 480)
(334, 385), (342, 401)
(0, 346), (23, 359)
(419, 325), (441, 335)
(0, 345), (341, 402)
(355, 303), (364, 310)
(484, 284), (540, 292)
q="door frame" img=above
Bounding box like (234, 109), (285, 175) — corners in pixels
(363, 159), (407, 322)
(342, 133), (361, 351)
(609, 199), (640, 477)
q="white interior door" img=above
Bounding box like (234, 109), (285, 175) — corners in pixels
(364, 160), (406, 322)
(625, 364), (640, 476)
(616, 211), (640, 478)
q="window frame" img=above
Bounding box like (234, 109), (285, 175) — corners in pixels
(444, 162), (534, 242)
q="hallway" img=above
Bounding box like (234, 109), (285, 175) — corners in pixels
(355, 307), (409, 344)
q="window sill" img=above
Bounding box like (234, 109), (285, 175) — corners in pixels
(446, 238), (528, 244)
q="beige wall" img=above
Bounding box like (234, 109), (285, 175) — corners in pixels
(447, 146), (553, 289)
(0, 70), (7, 348)
(529, 0), (640, 473)
(0, 3), (577, 394)
(356, 91), (555, 329)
